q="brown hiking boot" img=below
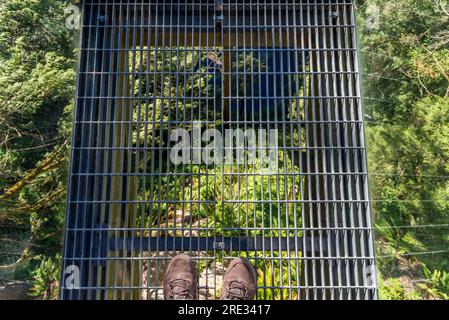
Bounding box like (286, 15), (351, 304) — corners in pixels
(163, 254), (197, 300)
(220, 258), (257, 300)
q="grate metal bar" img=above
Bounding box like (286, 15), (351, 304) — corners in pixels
(110, 236), (324, 252)
(62, 0), (377, 300)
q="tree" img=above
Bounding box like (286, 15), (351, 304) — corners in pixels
(0, 0), (76, 297)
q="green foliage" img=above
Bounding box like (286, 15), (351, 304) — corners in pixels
(379, 278), (408, 300)
(29, 254), (61, 300)
(379, 277), (423, 300)
(0, 0), (76, 296)
(422, 265), (449, 299)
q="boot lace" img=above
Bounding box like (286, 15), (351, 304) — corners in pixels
(168, 279), (193, 300)
(223, 280), (248, 300)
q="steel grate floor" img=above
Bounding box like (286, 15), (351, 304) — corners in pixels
(61, 0), (378, 300)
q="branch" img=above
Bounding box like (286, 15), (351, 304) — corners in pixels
(11, 187), (65, 215)
(421, 45), (449, 84)
(436, 0), (449, 16)
(0, 221), (41, 272)
(0, 140), (68, 201)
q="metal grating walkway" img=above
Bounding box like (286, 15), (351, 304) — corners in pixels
(61, 0), (378, 300)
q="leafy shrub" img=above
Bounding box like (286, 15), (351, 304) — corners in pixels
(422, 266), (449, 300)
(29, 254), (61, 300)
(379, 277), (423, 300)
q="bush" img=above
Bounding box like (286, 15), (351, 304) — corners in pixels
(29, 254), (61, 300)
